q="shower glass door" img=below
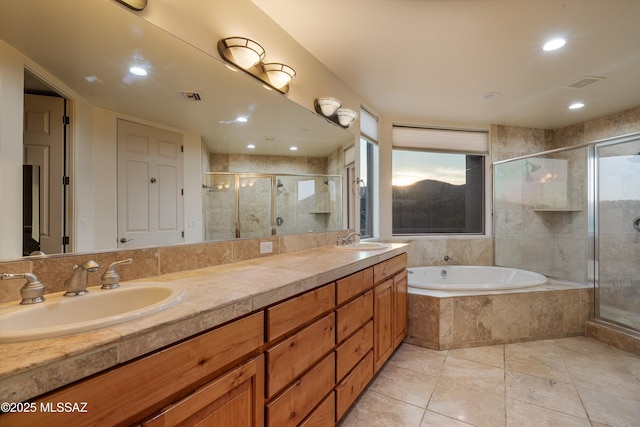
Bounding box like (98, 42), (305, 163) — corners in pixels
(595, 135), (640, 332)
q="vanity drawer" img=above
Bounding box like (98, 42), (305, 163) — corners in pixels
(266, 313), (335, 398)
(336, 267), (373, 305)
(335, 290), (373, 343)
(373, 253), (407, 284)
(335, 320), (373, 382)
(335, 350), (374, 421)
(299, 392), (335, 427)
(266, 352), (335, 427)
(266, 283), (335, 342)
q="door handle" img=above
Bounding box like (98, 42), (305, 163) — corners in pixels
(634, 216), (640, 233)
(120, 237), (133, 244)
(150, 177), (157, 183)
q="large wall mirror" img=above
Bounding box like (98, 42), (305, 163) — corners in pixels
(0, 0), (353, 260)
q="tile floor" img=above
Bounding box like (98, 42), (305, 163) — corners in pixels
(339, 337), (640, 427)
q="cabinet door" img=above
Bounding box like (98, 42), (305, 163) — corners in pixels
(373, 278), (394, 373)
(393, 270), (408, 348)
(142, 355), (264, 427)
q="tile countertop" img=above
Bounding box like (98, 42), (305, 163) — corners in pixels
(0, 243), (407, 403)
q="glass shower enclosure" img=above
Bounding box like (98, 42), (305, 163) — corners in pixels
(203, 172), (342, 241)
(494, 132), (640, 334)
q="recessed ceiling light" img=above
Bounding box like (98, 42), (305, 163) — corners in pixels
(289, 146), (298, 151)
(129, 66), (148, 76)
(481, 91), (501, 100)
(568, 102), (585, 110)
(247, 144), (256, 149)
(542, 38), (567, 51)
(236, 116), (248, 123)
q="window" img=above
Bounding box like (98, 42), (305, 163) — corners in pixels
(392, 126), (487, 235)
(359, 108), (378, 238)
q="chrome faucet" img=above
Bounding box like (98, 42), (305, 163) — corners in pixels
(64, 260), (99, 296)
(101, 258), (134, 289)
(1, 273), (46, 304)
(336, 231), (361, 246)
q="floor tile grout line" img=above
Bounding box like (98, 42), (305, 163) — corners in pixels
(417, 349), (450, 426)
(555, 339), (597, 426)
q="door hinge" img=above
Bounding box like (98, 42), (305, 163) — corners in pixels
(62, 115), (70, 125)
(181, 188), (184, 196)
(62, 236), (70, 245)
(181, 231), (184, 238)
(62, 176), (70, 185)
(181, 145), (184, 153)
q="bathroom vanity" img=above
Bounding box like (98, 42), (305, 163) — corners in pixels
(0, 245), (407, 426)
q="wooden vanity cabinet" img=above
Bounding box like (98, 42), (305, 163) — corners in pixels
(1, 312), (264, 427)
(2, 252), (407, 427)
(373, 254), (408, 373)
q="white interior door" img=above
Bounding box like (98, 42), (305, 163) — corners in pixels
(117, 120), (183, 247)
(23, 94), (65, 255)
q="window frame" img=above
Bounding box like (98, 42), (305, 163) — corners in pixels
(391, 125), (488, 236)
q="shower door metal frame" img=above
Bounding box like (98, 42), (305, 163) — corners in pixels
(592, 132), (640, 329)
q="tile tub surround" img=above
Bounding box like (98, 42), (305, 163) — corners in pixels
(406, 280), (592, 350)
(0, 243), (407, 403)
(340, 337), (640, 427)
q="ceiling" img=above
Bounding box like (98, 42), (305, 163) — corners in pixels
(252, 0), (640, 130)
(0, 0), (352, 158)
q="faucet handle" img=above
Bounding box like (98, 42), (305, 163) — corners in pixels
(1, 273), (45, 305)
(101, 258), (134, 289)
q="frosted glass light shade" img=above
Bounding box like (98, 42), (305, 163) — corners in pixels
(337, 109), (358, 127)
(316, 98), (342, 116)
(263, 63), (296, 89)
(221, 37), (265, 69)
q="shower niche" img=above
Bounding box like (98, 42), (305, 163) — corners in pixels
(203, 172), (342, 241)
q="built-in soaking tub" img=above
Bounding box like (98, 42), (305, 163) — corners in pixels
(405, 265), (592, 350)
(407, 266), (547, 291)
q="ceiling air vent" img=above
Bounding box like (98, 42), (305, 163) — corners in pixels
(177, 91), (202, 101)
(564, 76), (605, 89)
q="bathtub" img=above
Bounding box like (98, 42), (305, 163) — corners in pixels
(407, 265), (547, 291)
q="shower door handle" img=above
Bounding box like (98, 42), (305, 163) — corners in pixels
(634, 216), (640, 233)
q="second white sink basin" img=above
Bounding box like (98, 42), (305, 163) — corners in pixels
(0, 282), (187, 343)
(337, 242), (388, 250)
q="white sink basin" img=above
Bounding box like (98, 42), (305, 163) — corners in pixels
(337, 242), (388, 250)
(0, 282), (187, 343)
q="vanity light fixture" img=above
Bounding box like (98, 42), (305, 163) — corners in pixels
(313, 98), (358, 128)
(236, 116), (249, 123)
(247, 144), (256, 149)
(337, 109), (358, 127)
(290, 146), (298, 151)
(568, 102), (585, 110)
(219, 37), (265, 69)
(262, 63), (296, 89)
(316, 98), (342, 116)
(218, 37), (296, 94)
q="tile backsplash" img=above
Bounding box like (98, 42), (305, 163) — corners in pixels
(0, 231), (346, 304)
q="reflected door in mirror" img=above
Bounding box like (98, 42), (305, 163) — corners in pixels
(23, 94), (66, 255)
(117, 120), (184, 247)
